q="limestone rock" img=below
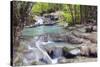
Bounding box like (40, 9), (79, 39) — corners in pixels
(80, 44), (97, 57)
(58, 57), (73, 63)
(66, 35), (83, 44)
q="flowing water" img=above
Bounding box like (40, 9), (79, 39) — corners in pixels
(21, 16), (78, 65)
(22, 25), (66, 37)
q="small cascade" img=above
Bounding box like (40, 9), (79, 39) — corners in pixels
(34, 35), (59, 64)
(53, 47), (62, 58)
(35, 16), (44, 25)
(35, 40), (53, 64)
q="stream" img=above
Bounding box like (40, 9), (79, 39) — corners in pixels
(20, 16), (81, 65)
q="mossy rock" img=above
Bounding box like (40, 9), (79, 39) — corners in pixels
(62, 47), (71, 52)
(31, 61), (37, 65)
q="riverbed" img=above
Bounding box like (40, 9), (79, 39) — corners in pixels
(13, 16), (97, 66)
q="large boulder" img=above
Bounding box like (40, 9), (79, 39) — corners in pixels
(88, 44), (97, 57)
(46, 48), (54, 59)
(49, 34), (67, 42)
(46, 47), (63, 59)
(80, 43), (97, 57)
(85, 26), (93, 33)
(80, 45), (90, 56)
(84, 32), (97, 43)
(92, 26), (97, 32)
(66, 35), (83, 44)
(72, 31), (97, 43)
(49, 33), (83, 44)
(72, 30), (90, 38)
(69, 48), (81, 56)
(85, 25), (97, 33)
(62, 47), (77, 58)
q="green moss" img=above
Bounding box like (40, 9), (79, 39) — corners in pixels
(63, 47), (71, 52)
(31, 61), (37, 65)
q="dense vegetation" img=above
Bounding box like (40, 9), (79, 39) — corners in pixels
(11, 1), (97, 66)
(31, 3), (97, 25)
(11, 0), (97, 51)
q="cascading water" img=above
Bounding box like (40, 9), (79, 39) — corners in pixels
(35, 34), (64, 64)
(35, 36), (59, 64)
(53, 47), (62, 58)
(35, 16), (44, 25)
(21, 15), (80, 65)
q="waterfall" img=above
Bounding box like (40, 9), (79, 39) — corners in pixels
(53, 47), (62, 58)
(35, 37), (58, 64)
(35, 40), (53, 64)
(35, 16), (44, 25)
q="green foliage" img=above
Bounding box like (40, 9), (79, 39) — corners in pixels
(63, 47), (79, 52)
(32, 3), (64, 15)
(58, 5), (80, 25)
(63, 47), (71, 52)
(62, 11), (72, 23)
(58, 11), (73, 26)
(31, 3), (96, 25)
(32, 3), (49, 15)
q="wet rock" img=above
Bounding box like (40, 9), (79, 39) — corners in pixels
(49, 34), (67, 42)
(46, 47), (62, 59)
(58, 57), (67, 63)
(84, 32), (97, 43)
(92, 26), (97, 32)
(80, 45), (90, 56)
(80, 43), (97, 57)
(39, 58), (49, 64)
(46, 48), (54, 59)
(75, 24), (84, 28)
(72, 31), (97, 43)
(62, 47), (77, 58)
(67, 26), (76, 31)
(50, 12), (59, 20)
(38, 34), (48, 42)
(31, 61), (37, 65)
(72, 56), (97, 62)
(88, 44), (97, 57)
(85, 25), (97, 33)
(58, 57), (74, 63)
(85, 26), (93, 33)
(66, 35), (83, 44)
(77, 27), (86, 33)
(72, 30), (90, 38)
(49, 33), (83, 44)
(69, 48), (81, 56)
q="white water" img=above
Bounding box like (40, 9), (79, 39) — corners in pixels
(22, 16), (63, 64)
(35, 16), (44, 25)
(53, 47), (62, 58)
(41, 41), (54, 45)
(35, 40), (58, 64)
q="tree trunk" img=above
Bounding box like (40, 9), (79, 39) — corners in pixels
(11, 1), (33, 65)
(68, 4), (75, 25)
(74, 5), (77, 24)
